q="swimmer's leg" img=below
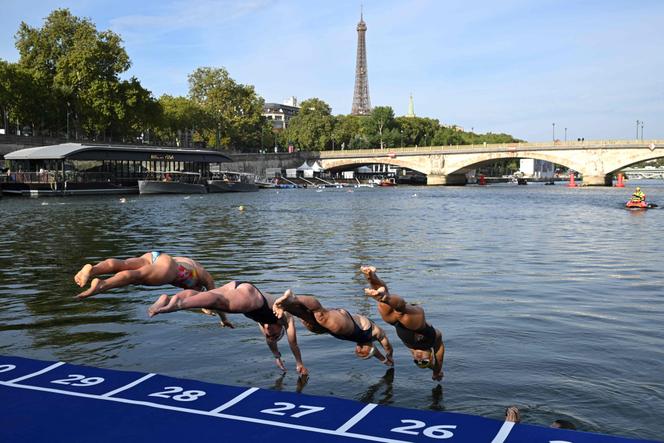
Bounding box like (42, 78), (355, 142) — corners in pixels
(361, 265), (390, 293)
(75, 255), (150, 289)
(148, 294), (170, 317)
(148, 289), (227, 317)
(76, 267), (149, 299)
(201, 308), (234, 328)
(273, 289), (322, 328)
(74, 264), (93, 287)
(76, 278), (103, 299)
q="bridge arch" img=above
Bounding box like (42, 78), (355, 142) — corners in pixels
(318, 141), (664, 186)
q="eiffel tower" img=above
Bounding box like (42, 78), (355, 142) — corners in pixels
(351, 9), (371, 115)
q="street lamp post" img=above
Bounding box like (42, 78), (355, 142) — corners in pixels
(564, 127), (567, 142)
(636, 120), (640, 139)
(400, 130), (403, 148)
(552, 123), (555, 141)
(641, 122), (644, 140)
(66, 102), (70, 141)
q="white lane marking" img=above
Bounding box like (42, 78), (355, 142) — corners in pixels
(209, 387), (259, 413)
(490, 420), (515, 443)
(336, 403), (378, 433)
(7, 362), (65, 383)
(0, 381), (410, 443)
(100, 373), (156, 398)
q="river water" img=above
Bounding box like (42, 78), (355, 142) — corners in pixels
(1, 181), (663, 441)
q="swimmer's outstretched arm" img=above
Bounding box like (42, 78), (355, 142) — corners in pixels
(431, 332), (445, 381)
(373, 324), (394, 367)
(262, 325), (287, 372)
(285, 314), (308, 376)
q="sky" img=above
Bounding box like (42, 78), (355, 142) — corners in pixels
(1, 0), (663, 142)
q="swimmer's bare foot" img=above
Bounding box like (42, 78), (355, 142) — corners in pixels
(76, 278), (102, 299)
(364, 286), (387, 301)
(148, 294), (169, 317)
(273, 289), (296, 319)
(74, 264), (93, 287)
(201, 308), (215, 316)
(361, 265), (389, 292)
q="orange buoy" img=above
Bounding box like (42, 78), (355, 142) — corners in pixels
(567, 173), (577, 187)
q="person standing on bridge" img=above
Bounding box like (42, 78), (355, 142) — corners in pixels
(272, 289), (394, 366)
(631, 186), (646, 202)
(148, 281), (308, 376)
(361, 266), (445, 381)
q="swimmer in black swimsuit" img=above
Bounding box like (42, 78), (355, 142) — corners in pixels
(273, 289), (394, 366)
(361, 266), (445, 381)
(148, 281), (307, 376)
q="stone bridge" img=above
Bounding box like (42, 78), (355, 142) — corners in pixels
(318, 140), (664, 186)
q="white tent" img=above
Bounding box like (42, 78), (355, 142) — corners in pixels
(310, 161), (324, 172)
(296, 161), (320, 178)
(296, 161), (314, 171)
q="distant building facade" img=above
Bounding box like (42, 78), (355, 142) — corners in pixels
(263, 97), (300, 130)
(520, 158), (555, 178)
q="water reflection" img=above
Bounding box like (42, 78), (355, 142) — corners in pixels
(271, 371), (308, 394)
(358, 367), (394, 405)
(428, 384), (444, 411)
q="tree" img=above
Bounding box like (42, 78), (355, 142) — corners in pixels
(0, 60), (51, 135)
(432, 126), (465, 146)
(284, 98), (334, 151)
(332, 115), (362, 150)
(156, 95), (209, 146)
(114, 78), (162, 143)
(396, 116), (439, 147)
(188, 67), (266, 151)
(14, 8), (138, 139)
(370, 106), (395, 149)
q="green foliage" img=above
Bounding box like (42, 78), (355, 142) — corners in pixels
(284, 97), (335, 150)
(0, 60), (52, 133)
(2, 8), (523, 149)
(395, 116), (439, 147)
(370, 106), (395, 148)
(155, 95), (208, 145)
(188, 66), (266, 151)
(10, 8), (156, 140)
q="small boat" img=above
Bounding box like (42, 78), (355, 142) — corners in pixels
(255, 179), (278, 189)
(625, 200), (658, 209)
(138, 171), (207, 194)
(207, 171), (259, 193)
(517, 178), (527, 185)
(379, 177), (397, 187)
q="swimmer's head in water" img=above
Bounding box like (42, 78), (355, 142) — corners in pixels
(264, 323), (285, 343)
(413, 347), (436, 369)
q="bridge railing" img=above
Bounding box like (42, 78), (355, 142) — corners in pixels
(318, 140), (663, 158)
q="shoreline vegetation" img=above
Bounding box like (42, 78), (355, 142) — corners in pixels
(0, 9), (520, 155)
